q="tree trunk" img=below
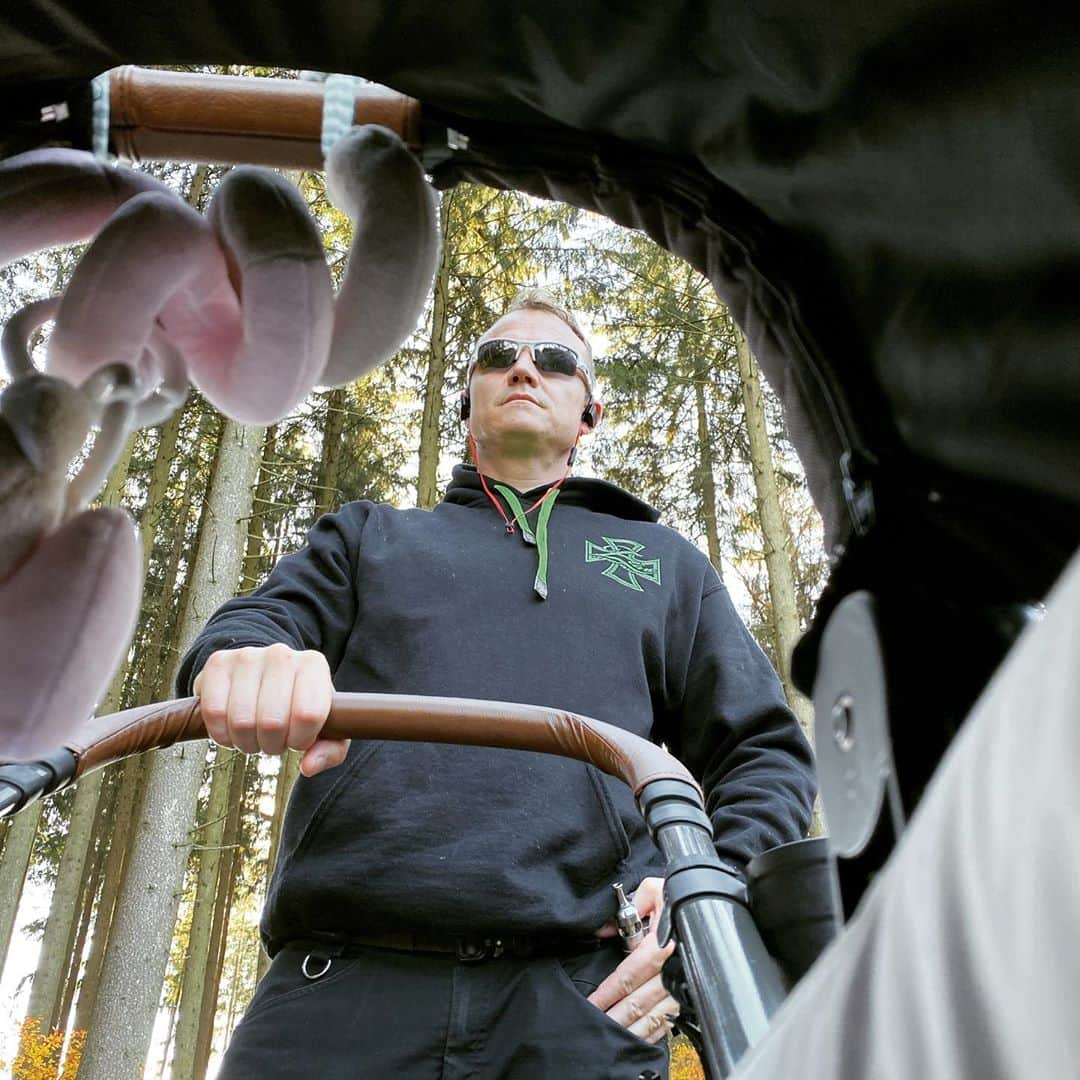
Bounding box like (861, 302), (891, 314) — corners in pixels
(735, 331), (812, 733)
(241, 424), (277, 593)
(736, 330), (825, 835)
(21, 774), (105, 1043)
(416, 189), (454, 509)
(223, 930), (246, 1038)
(143, 479), (198, 697)
(693, 377), (724, 579)
(55, 818), (108, 1034)
(72, 756), (146, 1037)
(734, 333), (808, 704)
(79, 420), (266, 1080)
(137, 400), (187, 583)
(72, 413), (198, 1023)
(192, 751), (251, 1078)
(170, 747), (239, 1080)
(0, 800), (43, 977)
(154, 995), (180, 1080)
(143, 407), (217, 697)
(94, 401), (189, 706)
(186, 164), (212, 211)
(314, 390), (347, 519)
(254, 750), (300, 984)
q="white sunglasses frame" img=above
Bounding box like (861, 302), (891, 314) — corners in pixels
(469, 338), (595, 393)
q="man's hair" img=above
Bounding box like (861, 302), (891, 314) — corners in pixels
(505, 287), (593, 362)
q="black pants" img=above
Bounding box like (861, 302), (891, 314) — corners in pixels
(219, 939), (669, 1079)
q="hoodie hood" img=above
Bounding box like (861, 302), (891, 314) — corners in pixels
(444, 464), (660, 523)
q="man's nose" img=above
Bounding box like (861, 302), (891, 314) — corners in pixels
(507, 346), (540, 383)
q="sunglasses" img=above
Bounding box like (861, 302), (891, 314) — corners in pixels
(472, 339), (593, 390)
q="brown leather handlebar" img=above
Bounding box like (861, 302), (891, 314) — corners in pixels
(108, 67), (422, 168)
(70, 694), (699, 798)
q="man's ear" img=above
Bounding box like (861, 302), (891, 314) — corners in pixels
(580, 400), (603, 431)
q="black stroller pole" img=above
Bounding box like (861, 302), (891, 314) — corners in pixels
(639, 780), (788, 1078)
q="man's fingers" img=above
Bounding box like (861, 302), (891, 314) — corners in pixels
(587, 932), (674, 1011)
(632, 876), (666, 919)
(300, 737), (350, 777)
(194, 645), (334, 760)
(287, 651), (333, 752)
(626, 993), (680, 1045)
(602, 971), (670, 1030)
(253, 645), (297, 755)
(194, 659), (232, 744)
(224, 648), (264, 753)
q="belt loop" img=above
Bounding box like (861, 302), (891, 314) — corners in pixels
(456, 934), (489, 962)
(510, 934), (534, 958)
(302, 930), (348, 979)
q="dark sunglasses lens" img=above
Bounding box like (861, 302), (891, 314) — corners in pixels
(475, 340), (581, 376)
(532, 344), (579, 376)
(476, 340), (519, 369)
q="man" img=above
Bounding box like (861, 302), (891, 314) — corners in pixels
(178, 289), (816, 1078)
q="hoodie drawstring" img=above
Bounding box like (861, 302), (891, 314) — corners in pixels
(495, 483), (560, 600)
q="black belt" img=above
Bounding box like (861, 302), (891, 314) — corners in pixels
(291, 928), (605, 965)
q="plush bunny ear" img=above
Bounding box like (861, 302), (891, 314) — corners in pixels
(321, 125), (441, 387)
(0, 372), (94, 583)
(1, 149), (210, 432)
(201, 167), (333, 424)
(0, 148), (170, 267)
(0, 507), (140, 763)
(47, 189), (240, 394)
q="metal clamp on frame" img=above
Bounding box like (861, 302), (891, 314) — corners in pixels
(637, 777), (709, 839)
(656, 857), (747, 948)
(0, 748), (78, 816)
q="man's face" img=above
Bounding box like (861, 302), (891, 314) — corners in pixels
(467, 309), (598, 456)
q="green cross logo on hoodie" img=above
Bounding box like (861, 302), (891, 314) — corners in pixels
(585, 537), (662, 592)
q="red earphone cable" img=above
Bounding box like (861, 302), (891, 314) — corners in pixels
(469, 433), (571, 534)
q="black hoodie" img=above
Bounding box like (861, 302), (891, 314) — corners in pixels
(178, 465), (815, 954)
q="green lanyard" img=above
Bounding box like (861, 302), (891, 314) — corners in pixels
(494, 484), (560, 600)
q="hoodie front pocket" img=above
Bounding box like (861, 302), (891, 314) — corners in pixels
(587, 766), (632, 877)
(265, 742), (644, 936)
(283, 738), (385, 865)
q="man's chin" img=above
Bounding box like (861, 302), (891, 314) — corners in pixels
(491, 412), (546, 435)
(483, 424), (551, 453)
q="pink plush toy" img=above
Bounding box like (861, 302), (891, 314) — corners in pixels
(0, 126), (440, 761)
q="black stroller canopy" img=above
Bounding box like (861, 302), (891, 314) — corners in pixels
(3, 7), (1080, 1064)
(3, 1), (1079, 614)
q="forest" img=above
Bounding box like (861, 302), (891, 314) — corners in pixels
(0, 151), (826, 1078)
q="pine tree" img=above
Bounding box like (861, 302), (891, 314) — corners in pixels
(0, 802), (43, 978)
(170, 748), (240, 1079)
(416, 189), (455, 508)
(735, 329), (815, 740)
(78, 419), (266, 1079)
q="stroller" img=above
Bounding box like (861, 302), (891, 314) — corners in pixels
(1, 3), (1078, 1076)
